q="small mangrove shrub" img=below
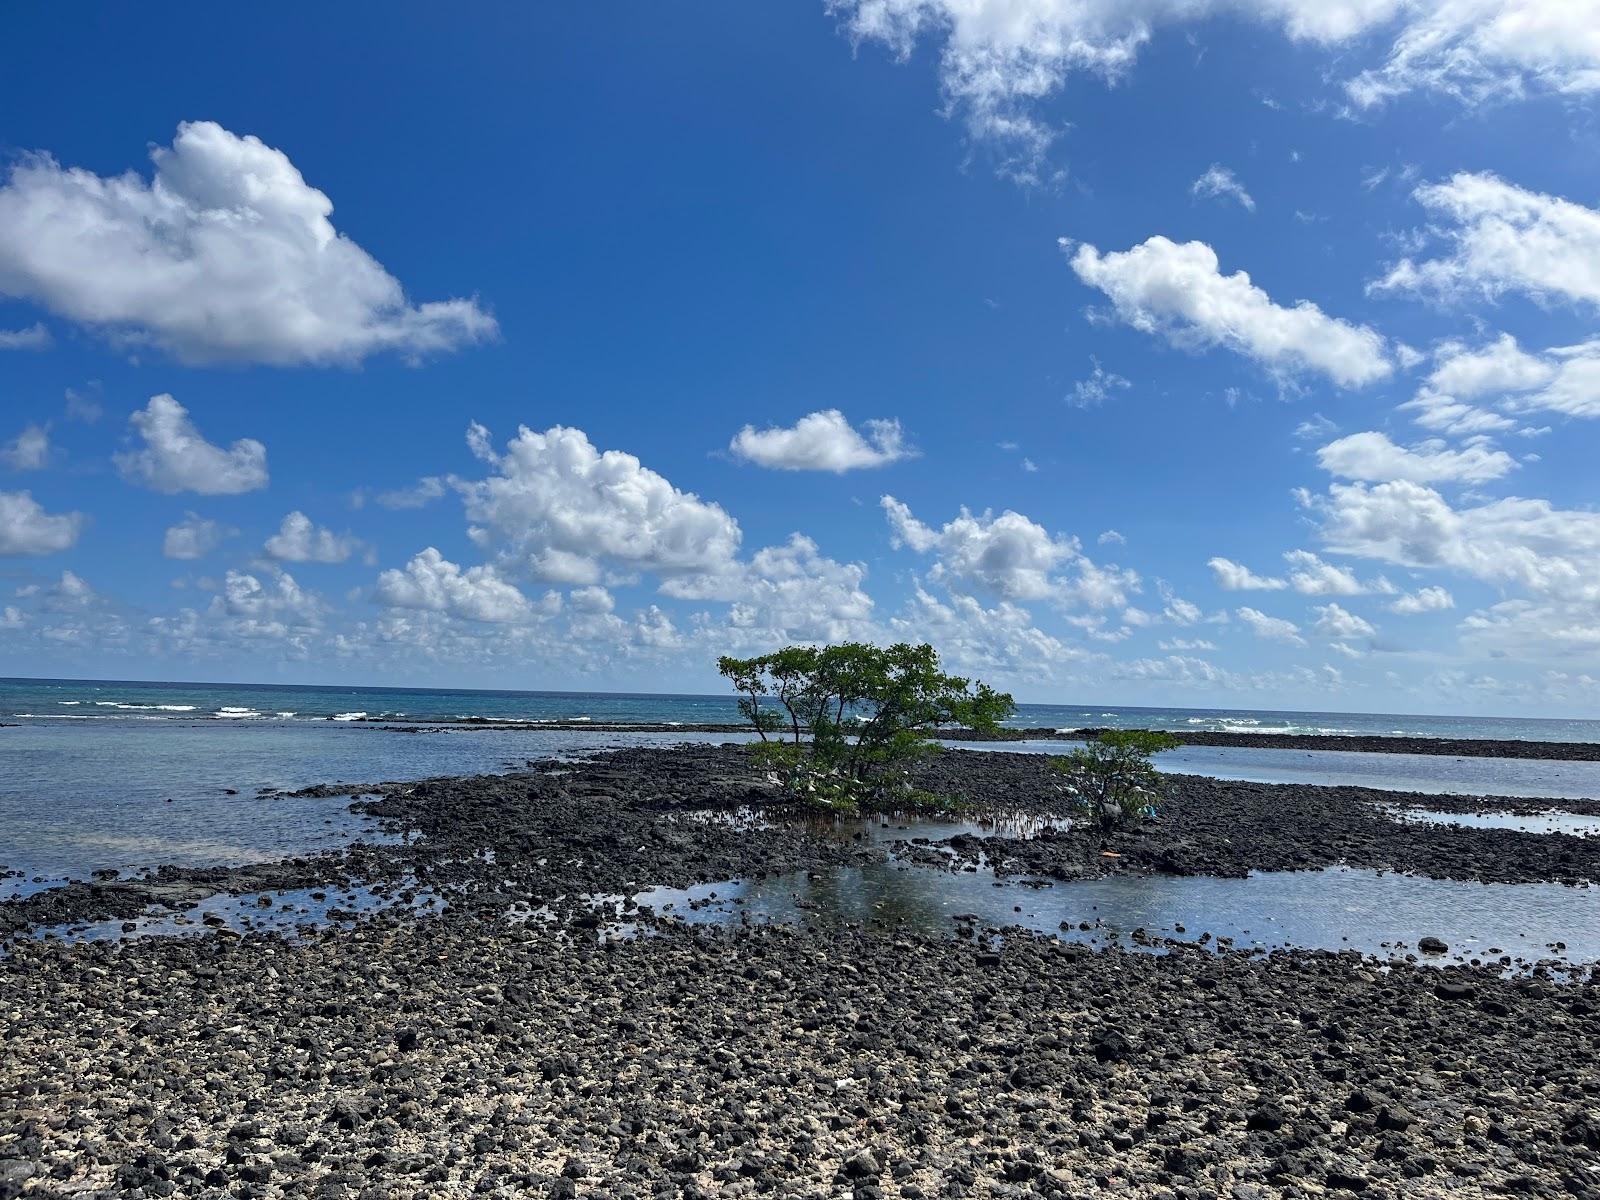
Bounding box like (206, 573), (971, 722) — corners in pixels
(1050, 730), (1181, 832)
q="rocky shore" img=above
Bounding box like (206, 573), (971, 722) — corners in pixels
(957, 727), (1600, 762)
(3, 745), (1599, 1197)
(355, 718), (1600, 762)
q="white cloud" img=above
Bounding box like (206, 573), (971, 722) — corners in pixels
(1159, 637), (1217, 651)
(834, 3), (1599, 179)
(1069, 358), (1131, 407)
(729, 409), (912, 472)
(1162, 592), (1203, 626)
(1, 424), (49, 470)
(1191, 163), (1255, 211)
(375, 476), (447, 510)
(1460, 599), (1600, 664)
(1390, 585), (1454, 614)
(1316, 431), (1516, 484)
(376, 548), (538, 624)
(1312, 601), (1376, 640)
(1207, 556), (1286, 590)
(1097, 529), (1126, 546)
(1308, 479), (1600, 603)
(1408, 333), (1600, 425)
(1294, 413), (1338, 440)
(1068, 236), (1392, 387)
(1398, 390), (1519, 437)
(163, 513), (232, 560)
(0, 121), (495, 365)
(828, 1), (1417, 180)
(727, 535), (877, 644)
(1237, 606), (1306, 646)
(196, 567), (324, 646)
(880, 495), (1076, 602)
(880, 495), (941, 553)
(115, 395), (268, 495)
(661, 533), (878, 646)
(1427, 332), (1554, 397)
(0, 322), (50, 351)
(1374, 173), (1600, 307)
(0, 490), (83, 555)
(889, 586), (1085, 680)
(1348, 1), (1600, 108)
(569, 585), (615, 614)
(461, 423), (742, 585)
(264, 511), (363, 564)
(1282, 549), (1371, 595)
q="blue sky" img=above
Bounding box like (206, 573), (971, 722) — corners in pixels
(3, 2), (1599, 714)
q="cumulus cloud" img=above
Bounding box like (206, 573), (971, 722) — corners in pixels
(115, 395), (268, 495)
(1308, 479), (1600, 604)
(194, 567), (324, 647)
(460, 423), (742, 586)
(1390, 585), (1454, 615)
(1312, 601), (1377, 640)
(0, 322), (50, 351)
(881, 495), (1142, 615)
(1373, 173), (1600, 308)
(1067, 236), (1392, 387)
(1316, 431), (1517, 484)
(1, 424), (50, 470)
(0, 121), (495, 365)
(264, 511), (363, 564)
(1191, 164), (1255, 211)
(881, 496), (1076, 602)
(1408, 334), (1600, 425)
(1282, 550), (1373, 596)
(163, 513), (233, 560)
(729, 410), (913, 472)
(375, 548), (538, 623)
(889, 586), (1085, 680)
(0, 490), (83, 555)
(1208, 556), (1287, 591)
(1236, 606), (1307, 646)
(659, 533), (878, 647)
(1428, 333), (1554, 397)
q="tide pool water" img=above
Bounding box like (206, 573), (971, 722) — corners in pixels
(4, 718), (1600, 884)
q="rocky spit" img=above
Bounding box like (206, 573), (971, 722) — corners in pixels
(357, 720), (1600, 762)
(4, 745), (1599, 1198)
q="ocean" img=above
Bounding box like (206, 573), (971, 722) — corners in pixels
(6, 675), (1600, 740)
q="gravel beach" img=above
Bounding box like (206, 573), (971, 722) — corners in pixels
(3, 744), (1598, 1197)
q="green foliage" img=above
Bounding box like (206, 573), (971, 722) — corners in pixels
(718, 641), (1014, 812)
(1049, 730), (1181, 832)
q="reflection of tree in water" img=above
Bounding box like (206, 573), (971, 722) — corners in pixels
(647, 861), (1600, 970)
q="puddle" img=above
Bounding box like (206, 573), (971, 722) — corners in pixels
(1378, 804), (1600, 837)
(24, 878), (444, 945)
(626, 862), (1598, 969)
